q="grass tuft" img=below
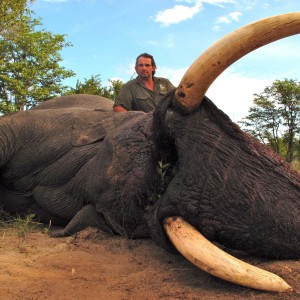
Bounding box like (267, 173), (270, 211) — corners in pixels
(0, 209), (42, 247)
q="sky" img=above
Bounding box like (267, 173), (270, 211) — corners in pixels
(30, 0), (300, 122)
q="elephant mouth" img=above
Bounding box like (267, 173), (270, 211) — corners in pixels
(165, 12), (300, 292)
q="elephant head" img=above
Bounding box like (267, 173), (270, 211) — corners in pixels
(149, 11), (300, 292)
(0, 12), (300, 293)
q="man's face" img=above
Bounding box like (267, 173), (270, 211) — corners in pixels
(135, 57), (156, 80)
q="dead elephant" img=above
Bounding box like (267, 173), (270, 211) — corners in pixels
(1, 12), (300, 293)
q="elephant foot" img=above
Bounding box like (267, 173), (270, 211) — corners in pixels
(48, 226), (68, 237)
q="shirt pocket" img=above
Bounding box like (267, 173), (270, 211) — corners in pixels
(158, 83), (168, 95)
(135, 90), (150, 101)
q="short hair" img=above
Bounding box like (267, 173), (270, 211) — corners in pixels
(135, 53), (156, 76)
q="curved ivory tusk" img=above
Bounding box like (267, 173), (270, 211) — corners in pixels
(163, 216), (292, 292)
(175, 12), (300, 110)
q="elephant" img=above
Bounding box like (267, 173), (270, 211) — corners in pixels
(1, 12), (300, 293)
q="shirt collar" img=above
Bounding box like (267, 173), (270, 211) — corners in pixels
(136, 76), (158, 85)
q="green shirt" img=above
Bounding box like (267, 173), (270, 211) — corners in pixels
(114, 77), (175, 112)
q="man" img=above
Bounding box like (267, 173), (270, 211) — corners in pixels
(113, 53), (175, 112)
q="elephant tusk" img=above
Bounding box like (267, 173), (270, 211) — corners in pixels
(163, 216), (292, 293)
(175, 12), (300, 110)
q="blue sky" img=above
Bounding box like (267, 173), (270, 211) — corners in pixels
(31, 0), (300, 121)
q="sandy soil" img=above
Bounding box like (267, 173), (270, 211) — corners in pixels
(1, 227), (300, 300)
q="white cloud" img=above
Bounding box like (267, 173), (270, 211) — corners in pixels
(216, 11), (242, 24)
(229, 11), (242, 21)
(175, 0), (195, 3)
(156, 66), (187, 86)
(124, 62), (136, 78)
(155, 2), (203, 26)
(206, 71), (272, 121)
(256, 39), (300, 59)
(216, 16), (231, 24)
(239, 0), (258, 10)
(154, 0), (238, 26)
(202, 0), (236, 6)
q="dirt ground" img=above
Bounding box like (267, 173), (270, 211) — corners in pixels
(1, 227), (300, 300)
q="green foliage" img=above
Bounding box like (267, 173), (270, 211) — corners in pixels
(0, 212), (45, 249)
(0, 8), (75, 114)
(291, 160), (300, 172)
(157, 160), (171, 179)
(154, 160), (172, 200)
(0, 211), (41, 246)
(0, 0), (35, 37)
(106, 78), (123, 100)
(64, 74), (123, 100)
(72, 75), (104, 95)
(239, 79), (300, 163)
(0, 2), (122, 113)
(8, 214), (39, 238)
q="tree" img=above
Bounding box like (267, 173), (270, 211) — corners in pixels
(0, 0), (35, 37)
(239, 92), (282, 153)
(65, 74), (123, 100)
(240, 79), (300, 162)
(272, 79), (300, 162)
(0, 10), (75, 113)
(69, 74), (103, 95)
(103, 79), (123, 100)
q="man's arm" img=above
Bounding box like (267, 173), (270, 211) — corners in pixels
(113, 105), (127, 112)
(113, 81), (133, 112)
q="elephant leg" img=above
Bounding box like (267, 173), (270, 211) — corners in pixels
(49, 204), (111, 237)
(0, 186), (68, 226)
(0, 186), (34, 213)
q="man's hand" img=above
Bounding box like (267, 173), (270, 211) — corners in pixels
(113, 105), (127, 112)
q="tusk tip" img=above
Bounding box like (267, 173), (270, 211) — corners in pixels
(163, 216), (294, 293)
(274, 281), (293, 293)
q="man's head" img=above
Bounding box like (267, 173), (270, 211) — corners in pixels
(135, 53), (157, 80)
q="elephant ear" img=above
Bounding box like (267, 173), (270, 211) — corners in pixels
(71, 111), (107, 146)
